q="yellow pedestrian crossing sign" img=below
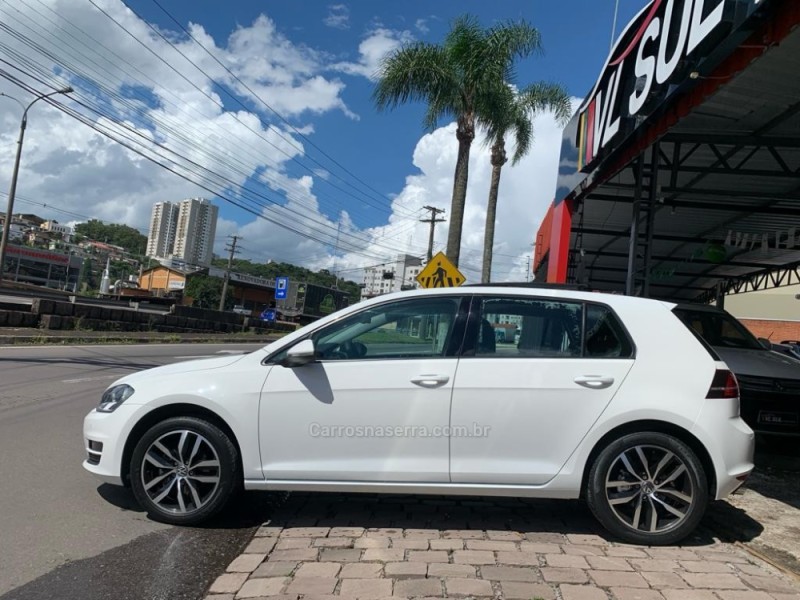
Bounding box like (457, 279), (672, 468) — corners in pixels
(416, 252), (466, 288)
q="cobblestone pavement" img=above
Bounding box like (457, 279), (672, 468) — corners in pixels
(204, 493), (800, 600)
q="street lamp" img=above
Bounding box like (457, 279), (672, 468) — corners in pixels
(0, 86), (74, 282)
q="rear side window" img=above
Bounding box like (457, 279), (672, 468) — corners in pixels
(476, 297), (582, 358)
(468, 296), (634, 359)
(584, 304), (634, 358)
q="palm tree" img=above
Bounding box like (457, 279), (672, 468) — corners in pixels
(373, 15), (542, 268)
(481, 83), (571, 283)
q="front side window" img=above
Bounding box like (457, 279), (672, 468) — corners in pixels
(474, 297), (583, 358)
(311, 297), (462, 361)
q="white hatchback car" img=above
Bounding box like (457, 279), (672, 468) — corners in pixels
(84, 286), (754, 545)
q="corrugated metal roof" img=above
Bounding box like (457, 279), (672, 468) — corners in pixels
(571, 21), (800, 302)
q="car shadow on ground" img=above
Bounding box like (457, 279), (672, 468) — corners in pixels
(98, 484), (767, 545)
(225, 490), (766, 548)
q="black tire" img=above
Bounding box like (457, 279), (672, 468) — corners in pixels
(586, 432), (709, 545)
(130, 416), (240, 525)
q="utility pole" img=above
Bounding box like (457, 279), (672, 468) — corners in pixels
(420, 206), (446, 262)
(331, 220), (341, 289)
(219, 235), (240, 311)
(0, 86), (73, 281)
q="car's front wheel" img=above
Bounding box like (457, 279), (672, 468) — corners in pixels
(130, 416), (240, 525)
(586, 432), (709, 545)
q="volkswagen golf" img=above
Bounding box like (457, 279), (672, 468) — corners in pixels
(83, 286), (754, 545)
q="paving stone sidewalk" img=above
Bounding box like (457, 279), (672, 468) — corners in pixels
(205, 494), (800, 600)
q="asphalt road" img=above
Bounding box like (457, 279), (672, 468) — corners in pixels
(0, 343), (271, 600)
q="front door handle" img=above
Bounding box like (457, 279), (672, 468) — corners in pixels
(411, 375), (450, 388)
(574, 375), (615, 389)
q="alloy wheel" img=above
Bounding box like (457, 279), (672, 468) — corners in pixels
(140, 429), (221, 515)
(604, 444), (695, 534)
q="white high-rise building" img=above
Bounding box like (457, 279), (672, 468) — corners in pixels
(173, 198), (218, 267)
(145, 198), (218, 266)
(146, 201), (179, 259)
(361, 254), (423, 300)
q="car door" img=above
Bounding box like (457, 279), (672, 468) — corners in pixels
(449, 296), (635, 485)
(260, 295), (468, 482)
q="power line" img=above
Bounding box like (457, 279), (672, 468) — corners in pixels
(4, 1), (401, 229)
(145, 0), (420, 218)
(0, 7), (435, 264)
(84, 0), (421, 222)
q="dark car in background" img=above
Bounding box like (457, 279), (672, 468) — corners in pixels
(674, 304), (800, 437)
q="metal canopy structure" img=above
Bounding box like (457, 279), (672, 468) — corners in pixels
(534, 0), (800, 304)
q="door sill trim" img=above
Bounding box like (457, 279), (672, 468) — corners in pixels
(243, 478), (578, 499)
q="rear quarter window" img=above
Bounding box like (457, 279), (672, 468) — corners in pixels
(584, 304), (634, 358)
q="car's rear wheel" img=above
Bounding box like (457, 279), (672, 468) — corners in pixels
(130, 416), (240, 525)
(586, 432), (708, 545)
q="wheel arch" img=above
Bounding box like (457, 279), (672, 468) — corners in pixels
(579, 420), (716, 499)
(120, 403), (243, 487)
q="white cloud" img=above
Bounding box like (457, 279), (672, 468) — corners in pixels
(331, 28), (414, 81)
(415, 19), (430, 34)
(0, 1), (354, 239)
(323, 4), (350, 30)
(325, 105), (576, 285)
(0, 0), (573, 290)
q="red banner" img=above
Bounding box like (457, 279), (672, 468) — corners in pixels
(6, 245), (69, 266)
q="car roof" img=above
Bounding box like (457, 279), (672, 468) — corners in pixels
(360, 285), (675, 311)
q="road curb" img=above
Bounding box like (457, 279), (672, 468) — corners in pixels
(0, 332), (281, 345)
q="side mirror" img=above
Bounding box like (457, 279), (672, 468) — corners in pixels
(758, 337), (772, 350)
(280, 339), (317, 367)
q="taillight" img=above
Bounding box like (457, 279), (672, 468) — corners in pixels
(707, 369), (739, 399)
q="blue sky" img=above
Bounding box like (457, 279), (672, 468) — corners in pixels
(0, 0), (647, 281)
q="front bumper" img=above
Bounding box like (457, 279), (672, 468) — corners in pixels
(82, 404), (140, 487)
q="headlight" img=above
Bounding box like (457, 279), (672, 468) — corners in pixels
(97, 384), (135, 413)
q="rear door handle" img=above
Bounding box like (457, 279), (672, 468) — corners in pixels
(574, 375), (615, 389)
(411, 375), (450, 388)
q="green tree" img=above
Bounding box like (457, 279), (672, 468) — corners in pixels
(373, 15), (541, 267)
(481, 82), (571, 282)
(185, 275), (232, 310)
(74, 220), (147, 255)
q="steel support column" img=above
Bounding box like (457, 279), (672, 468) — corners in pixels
(626, 155), (645, 295)
(642, 142), (660, 297)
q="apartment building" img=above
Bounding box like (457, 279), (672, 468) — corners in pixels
(361, 254), (423, 300)
(145, 198), (218, 267)
(146, 201), (179, 259)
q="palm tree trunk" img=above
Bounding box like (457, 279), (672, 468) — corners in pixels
(446, 114), (474, 268)
(481, 138), (507, 283)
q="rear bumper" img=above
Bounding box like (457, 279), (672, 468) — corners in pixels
(691, 399), (755, 500)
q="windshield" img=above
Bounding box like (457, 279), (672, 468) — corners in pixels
(673, 308), (763, 350)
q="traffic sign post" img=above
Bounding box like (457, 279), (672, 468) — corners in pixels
(416, 252), (466, 288)
(275, 276), (289, 300)
(260, 308), (277, 322)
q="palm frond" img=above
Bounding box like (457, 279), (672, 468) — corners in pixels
(372, 43), (458, 112)
(509, 110), (533, 164)
(518, 82), (573, 125)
